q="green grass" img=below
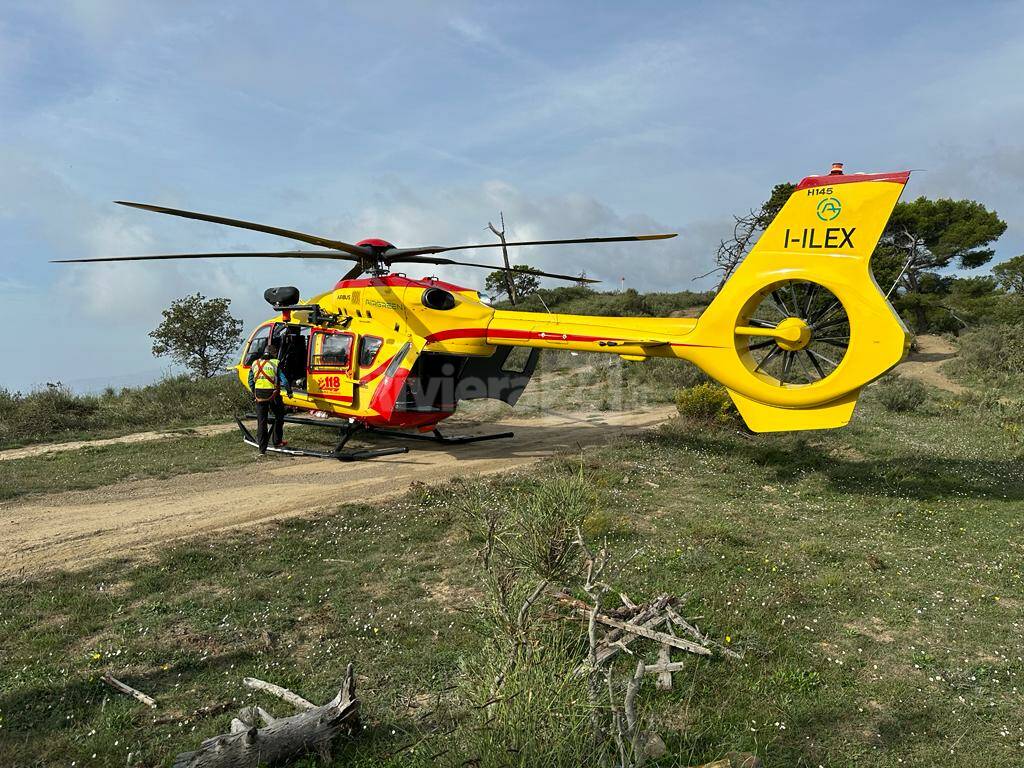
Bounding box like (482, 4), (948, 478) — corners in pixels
(1, 389), (1022, 766)
(0, 424), (392, 503)
(0, 431), (253, 502)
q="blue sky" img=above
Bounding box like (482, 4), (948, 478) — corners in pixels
(2, 1), (1023, 392)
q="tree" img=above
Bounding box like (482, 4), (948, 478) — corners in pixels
(712, 182), (795, 291)
(150, 293), (244, 378)
(993, 254), (1024, 293)
(487, 212), (518, 304)
(873, 197), (1006, 330)
(484, 265), (541, 302)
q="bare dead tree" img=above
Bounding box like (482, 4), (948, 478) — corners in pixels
(709, 209), (764, 292)
(487, 212), (517, 305)
(704, 182), (795, 293)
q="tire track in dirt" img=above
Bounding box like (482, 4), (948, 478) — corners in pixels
(896, 334), (964, 394)
(1, 408), (674, 578)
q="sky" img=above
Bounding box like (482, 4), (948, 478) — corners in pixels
(2, 0), (1023, 392)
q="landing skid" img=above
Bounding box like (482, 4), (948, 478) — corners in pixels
(241, 412), (515, 449)
(367, 426), (515, 445)
(235, 418), (407, 462)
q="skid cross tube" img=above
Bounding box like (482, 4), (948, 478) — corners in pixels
(235, 418), (407, 461)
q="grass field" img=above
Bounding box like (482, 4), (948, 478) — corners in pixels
(1, 380), (1022, 767)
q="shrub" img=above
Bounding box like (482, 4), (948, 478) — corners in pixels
(445, 466), (645, 767)
(675, 382), (735, 422)
(0, 374), (251, 449)
(952, 323), (1024, 379)
(874, 375), (928, 413)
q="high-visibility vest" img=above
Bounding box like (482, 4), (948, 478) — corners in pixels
(252, 358), (280, 400)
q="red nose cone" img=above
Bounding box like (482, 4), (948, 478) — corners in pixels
(356, 238), (394, 249)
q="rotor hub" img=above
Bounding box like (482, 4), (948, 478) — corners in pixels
(774, 317), (812, 351)
(356, 238), (395, 252)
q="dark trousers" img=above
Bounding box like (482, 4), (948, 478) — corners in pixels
(254, 395), (285, 453)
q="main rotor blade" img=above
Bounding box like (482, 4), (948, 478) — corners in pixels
(51, 250), (361, 264)
(114, 201), (372, 258)
(389, 254), (598, 283)
(384, 232), (676, 259)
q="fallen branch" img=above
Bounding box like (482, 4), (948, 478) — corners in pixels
(242, 677), (315, 711)
(589, 613), (711, 656)
(595, 613), (667, 665)
(655, 644), (673, 691)
(173, 664), (359, 768)
(642, 661), (693, 675)
(101, 673), (157, 709)
(665, 605), (742, 659)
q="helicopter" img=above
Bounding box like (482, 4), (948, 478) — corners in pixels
(56, 164), (913, 460)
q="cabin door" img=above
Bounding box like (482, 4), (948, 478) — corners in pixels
(307, 330), (357, 409)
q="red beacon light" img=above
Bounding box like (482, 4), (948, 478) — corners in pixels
(829, 162), (844, 175)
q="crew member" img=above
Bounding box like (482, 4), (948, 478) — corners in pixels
(248, 341), (292, 454)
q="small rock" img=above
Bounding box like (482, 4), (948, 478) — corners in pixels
(725, 752), (763, 768)
(643, 731), (667, 759)
(688, 753), (762, 768)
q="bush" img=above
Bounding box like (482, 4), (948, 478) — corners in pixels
(874, 375), (928, 413)
(445, 466), (642, 767)
(624, 357), (708, 398)
(951, 323), (1024, 379)
(0, 374), (251, 449)
(675, 382), (735, 422)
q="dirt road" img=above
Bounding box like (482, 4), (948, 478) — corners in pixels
(1, 408), (674, 578)
(897, 334), (964, 394)
(0, 424), (238, 462)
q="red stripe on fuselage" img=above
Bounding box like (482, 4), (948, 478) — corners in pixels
(311, 392), (354, 403)
(359, 354), (395, 384)
(424, 327), (699, 347)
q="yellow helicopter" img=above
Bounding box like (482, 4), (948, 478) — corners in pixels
(56, 164), (912, 459)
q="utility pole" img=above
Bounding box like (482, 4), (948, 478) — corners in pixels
(487, 212), (517, 305)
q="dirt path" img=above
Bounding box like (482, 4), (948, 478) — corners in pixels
(0, 423), (238, 462)
(1, 408), (674, 579)
(0, 368), (584, 462)
(898, 335), (964, 394)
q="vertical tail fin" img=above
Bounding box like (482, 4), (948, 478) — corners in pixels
(688, 167), (912, 431)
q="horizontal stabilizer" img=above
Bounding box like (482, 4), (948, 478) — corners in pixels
(727, 389), (861, 433)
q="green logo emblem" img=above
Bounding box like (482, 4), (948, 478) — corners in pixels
(816, 197), (842, 221)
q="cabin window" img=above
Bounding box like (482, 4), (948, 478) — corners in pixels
(359, 336), (384, 367)
(243, 325), (272, 366)
(310, 332), (353, 371)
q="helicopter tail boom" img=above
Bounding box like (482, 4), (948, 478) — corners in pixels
(481, 169), (912, 432)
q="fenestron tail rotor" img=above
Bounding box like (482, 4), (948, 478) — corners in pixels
(735, 279), (851, 387)
(51, 201), (677, 283)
